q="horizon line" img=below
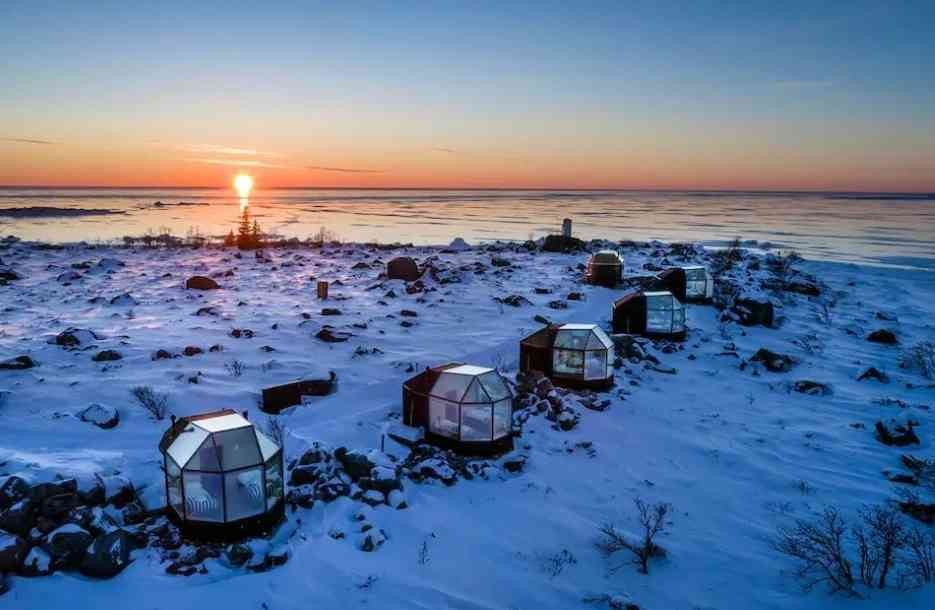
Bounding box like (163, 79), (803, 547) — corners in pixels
(0, 185), (933, 195)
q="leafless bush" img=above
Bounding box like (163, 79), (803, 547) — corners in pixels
(853, 505), (907, 589)
(540, 549), (578, 579)
(900, 527), (935, 588)
(596, 498), (671, 575)
(311, 226), (339, 246)
(901, 341), (935, 380)
(263, 415), (287, 449)
(902, 454), (935, 490)
(225, 359), (246, 377)
(770, 506), (856, 595)
(768, 250), (803, 288)
(130, 385), (169, 420)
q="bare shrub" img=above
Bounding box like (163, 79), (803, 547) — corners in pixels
(311, 226), (339, 246)
(540, 549), (578, 579)
(770, 506), (856, 595)
(130, 385), (169, 420)
(901, 341), (935, 380)
(900, 527), (935, 588)
(853, 505), (907, 589)
(262, 415), (287, 449)
(225, 359), (246, 377)
(768, 250), (803, 288)
(596, 498), (671, 575)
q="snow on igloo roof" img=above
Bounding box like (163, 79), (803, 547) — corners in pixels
(555, 324), (613, 350)
(431, 365), (512, 404)
(590, 250), (622, 264)
(164, 411), (279, 470)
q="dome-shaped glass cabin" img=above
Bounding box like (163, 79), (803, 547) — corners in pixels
(159, 409), (284, 540)
(519, 323), (615, 390)
(654, 266), (713, 302)
(612, 290), (687, 339)
(402, 364), (514, 455)
(586, 250), (624, 287)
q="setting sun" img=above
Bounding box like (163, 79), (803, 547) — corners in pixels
(234, 174), (254, 198)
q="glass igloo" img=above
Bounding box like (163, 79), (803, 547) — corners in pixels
(655, 266), (713, 302)
(519, 323), (615, 390)
(586, 250), (624, 287)
(613, 290), (687, 339)
(159, 409), (284, 539)
(402, 364), (514, 454)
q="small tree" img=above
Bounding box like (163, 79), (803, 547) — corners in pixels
(596, 498), (672, 575)
(251, 219), (262, 249)
(223, 230), (236, 247)
(237, 208), (254, 249)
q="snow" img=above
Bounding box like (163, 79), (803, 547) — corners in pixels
(0, 239), (934, 608)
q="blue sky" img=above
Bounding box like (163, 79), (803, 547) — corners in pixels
(1, 1), (933, 189)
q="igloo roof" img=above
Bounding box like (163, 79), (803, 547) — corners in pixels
(590, 250), (622, 264)
(162, 410), (279, 471)
(430, 365), (512, 404)
(555, 323), (614, 350)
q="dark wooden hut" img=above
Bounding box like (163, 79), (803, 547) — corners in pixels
(586, 250), (623, 287)
(386, 256), (421, 282)
(612, 290), (687, 339)
(519, 323), (615, 390)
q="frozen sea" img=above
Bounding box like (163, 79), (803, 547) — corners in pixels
(1, 188), (933, 270)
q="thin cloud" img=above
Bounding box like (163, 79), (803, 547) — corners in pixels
(187, 158), (296, 169)
(179, 144), (283, 157)
(1, 137), (57, 145)
(306, 165), (384, 174)
(433, 147), (457, 154)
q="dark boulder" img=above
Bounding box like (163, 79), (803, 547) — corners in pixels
(750, 348), (796, 373)
(792, 380), (832, 396)
(875, 421), (920, 447)
(315, 327), (351, 343)
(857, 367), (889, 383)
(386, 257), (421, 282)
(784, 280), (820, 297)
(867, 329), (898, 345)
(0, 532), (28, 572)
(80, 529), (134, 579)
(76, 403), (120, 429)
(44, 525), (93, 569)
(19, 547), (53, 577)
(0, 476), (30, 511)
(334, 448), (375, 481)
(542, 234), (584, 252)
(321, 308), (342, 316)
(182, 346), (203, 357)
(92, 349), (122, 362)
(53, 328), (102, 348)
(733, 299), (774, 327)
(496, 294), (532, 307)
(0, 500), (34, 535)
(0, 355), (36, 370)
(185, 276), (219, 290)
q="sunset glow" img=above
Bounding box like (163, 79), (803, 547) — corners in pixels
(234, 174), (254, 199)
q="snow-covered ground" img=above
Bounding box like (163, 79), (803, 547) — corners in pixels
(1, 237), (933, 610)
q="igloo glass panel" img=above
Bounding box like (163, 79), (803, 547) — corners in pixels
(462, 378), (490, 403)
(586, 329), (612, 350)
(479, 372), (511, 401)
(166, 457), (183, 517)
(182, 471), (224, 522)
(213, 427), (262, 471)
(553, 348), (584, 375)
(672, 300), (687, 331)
(647, 296), (674, 333)
(167, 426), (209, 469)
(429, 397), (460, 438)
(461, 405), (493, 441)
(432, 373), (472, 403)
(224, 467), (265, 521)
(187, 437), (222, 471)
(265, 453), (283, 510)
(554, 330), (590, 349)
(493, 400), (512, 439)
(585, 351), (607, 380)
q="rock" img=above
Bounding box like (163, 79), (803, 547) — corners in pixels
(0, 355), (36, 370)
(229, 328), (255, 339)
(334, 448), (375, 481)
(288, 465), (321, 487)
(857, 367), (889, 383)
(100, 476), (134, 507)
(356, 529), (387, 552)
(57, 270), (82, 283)
(80, 529), (133, 579)
(182, 346), (203, 357)
(315, 327), (351, 343)
(875, 421), (920, 447)
(792, 380), (832, 396)
(558, 411), (578, 431)
(360, 490), (385, 506)
(53, 328), (102, 348)
(20, 546), (53, 577)
(0, 476), (30, 511)
(548, 300), (568, 310)
(732, 298), (774, 327)
(225, 544), (253, 568)
(92, 349), (122, 362)
(76, 403), (120, 429)
(784, 280), (820, 296)
(750, 348), (796, 373)
(44, 524), (93, 569)
(447, 237), (470, 252)
(30, 479), (77, 503)
(497, 294), (532, 307)
(152, 349), (173, 360)
(386, 257), (421, 282)
(321, 308), (342, 316)
(400, 309), (418, 317)
(491, 256), (511, 267)
(502, 455), (527, 473)
(0, 531), (27, 572)
(867, 329), (898, 345)
(109, 293), (139, 306)
(566, 292), (583, 301)
(387, 489), (407, 509)
(542, 234), (584, 252)
(533, 314), (551, 325)
(185, 276), (219, 290)
(0, 500), (34, 535)
(40, 493), (77, 519)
